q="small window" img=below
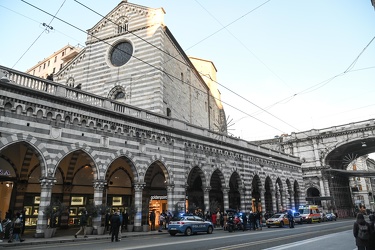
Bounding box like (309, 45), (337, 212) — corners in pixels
(181, 72), (184, 83)
(54, 56), (57, 63)
(48, 61), (50, 66)
(43, 63), (46, 69)
(62, 51), (65, 56)
(118, 22), (128, 34)
(52, 68), (55, 73)
(167, 108), (171, 117)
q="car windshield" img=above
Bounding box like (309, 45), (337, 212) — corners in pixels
(271, 214), (283, 218)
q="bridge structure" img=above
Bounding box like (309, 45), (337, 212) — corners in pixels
(255, 120), (375, 217)
(0, 66), (302, 236)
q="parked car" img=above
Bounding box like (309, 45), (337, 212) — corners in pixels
(266, 213), (289, 228)
(325, 213), (337, 221)
(168, 215), (214, 236)
(293, 212), (302, 224)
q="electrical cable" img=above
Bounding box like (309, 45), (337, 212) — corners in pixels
(21, 0), (285, 134)
(73, 0), (293, 133)
(12, 0), (67, 69)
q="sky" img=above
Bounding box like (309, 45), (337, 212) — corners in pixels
(1, 0), (375, 143)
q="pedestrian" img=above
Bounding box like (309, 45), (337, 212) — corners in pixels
(216, 210), (221, 228)
(8, 212), (24, 243)
(249, 211), (255, 231)
(223, 213), (227, 230)
(368, 214), (375, 250)
(118, 210), (123, 241)
(158, 213), (165, 232)
(212, 212), (217, 228)
(255, 211), (260, 230)
(21, 209), (26, 235)
(353, 213), (371, 250)
(150, 210), (156, 231)
(123, 210), (129, 231)
(110, 211), (121, 242)
(46, 73), (54, 81)
(288, 211), (294, 228)
(242, 212), (248, 231)
(74, 210), (88, 238)
(105, 211), (111, 232)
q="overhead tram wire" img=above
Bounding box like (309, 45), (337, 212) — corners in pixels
(21, 0), (285, 134)
(74, 0), (292, 132)
(0, 4), (84, 51)
(12, 0), (67, 69)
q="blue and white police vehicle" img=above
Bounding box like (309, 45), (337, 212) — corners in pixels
(167, 214), (214, 236)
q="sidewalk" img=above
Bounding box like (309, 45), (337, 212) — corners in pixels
(0, 227), (169, 247)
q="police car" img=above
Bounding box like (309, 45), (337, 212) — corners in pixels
(167, 214), (214, 236)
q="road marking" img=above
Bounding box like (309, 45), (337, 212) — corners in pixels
(263, 230), (351, 250)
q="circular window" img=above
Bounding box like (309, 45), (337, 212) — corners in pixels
(110, 41), (133, 67)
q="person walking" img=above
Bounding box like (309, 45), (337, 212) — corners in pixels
(8, 212), (24, 243)
(368, 214), (375, 250)
(158, 213), (165, 232)
(110, 211), (121, 242)
(118, 210), (123, 241)
(249, 211), (255, 231)
(74, 210), (88, 238)
(242, 212), (248, 231)
(150, 210), (156, 231)
(353, 213), (371, 250)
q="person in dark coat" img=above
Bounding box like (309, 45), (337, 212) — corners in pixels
(353, 212), (371, 250)
(110, 211), (121, 242)
(368, 214), (375, 250)
(150, 210), (156, 231)
(249, 211), (256, 231)
(105, 211), (111, 232)
(123, 211), (129, 231)
(241, 212), (247, 231)
(74, 210), (88, 238)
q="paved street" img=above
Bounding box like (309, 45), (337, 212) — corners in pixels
(1, 219), (356, 249)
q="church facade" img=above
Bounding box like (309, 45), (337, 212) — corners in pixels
(0, 0), (303, 236)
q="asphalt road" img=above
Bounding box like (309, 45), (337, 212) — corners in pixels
(8, 219), (356, 250)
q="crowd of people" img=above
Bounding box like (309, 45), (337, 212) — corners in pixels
(353, 212), (375, 250)
(0, 210), (26, 243)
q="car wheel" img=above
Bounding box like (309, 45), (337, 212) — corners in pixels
(267, 226), (270, 228)
(279, 222), (284, 228)
(185, 227), (192, 236)
(207, 226), (213, 234)
(169, 232), (177, 236)
(228, 225), (233, 232)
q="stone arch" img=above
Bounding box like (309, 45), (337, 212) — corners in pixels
(264, 176), (274, 213)
(228, 171), (242, 210)
(53, 142), (98, 179)
(275, 177), (284, 212)
(293, 180), (301, 209)
(186, 166), (206, 212)
(251, 174), (262, 212)
(105, 148), (139, 182)
(0, 134), (48, 176)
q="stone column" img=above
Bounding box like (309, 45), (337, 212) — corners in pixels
(221, 187), (230, 211)
(133, 183), (145, 232)
(92, 180), (106, 228)
(271, 191), (277, 213)
(260, 190), (266, 214)
(204, 186), (211, 212)
(35, 176), (56, 238)
(281, 190), (287, 211)
(167, 185), (174, 212)
(289, 191), (295, 210)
